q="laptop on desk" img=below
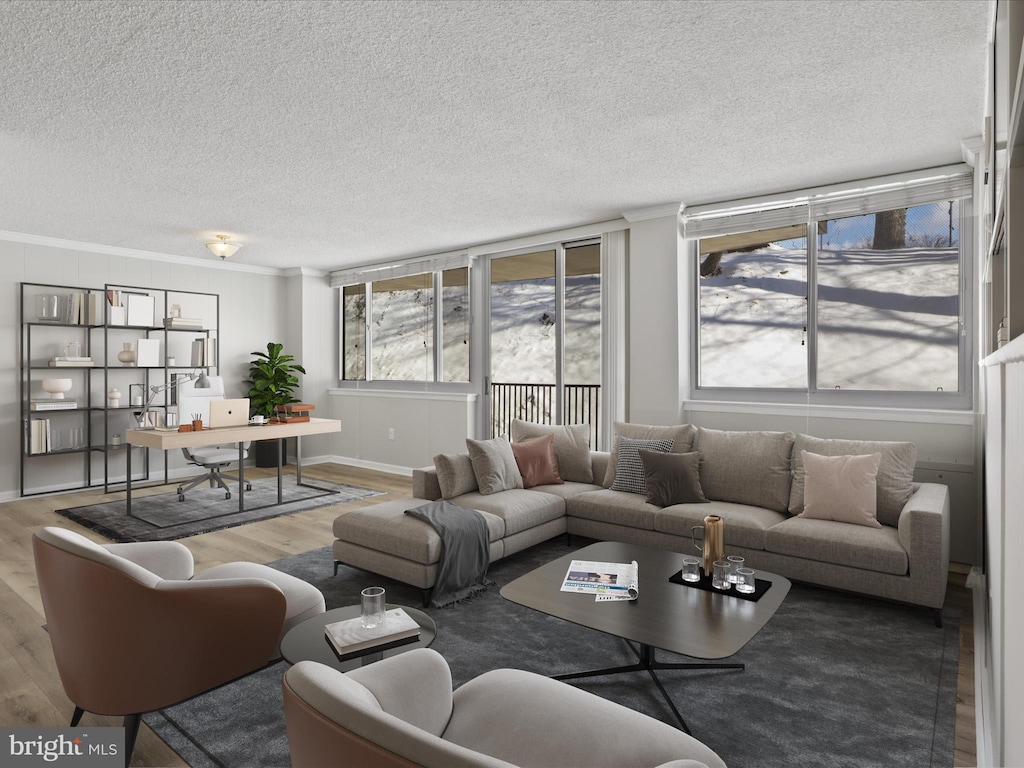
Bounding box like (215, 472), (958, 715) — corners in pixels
(208, 398), (250, 428)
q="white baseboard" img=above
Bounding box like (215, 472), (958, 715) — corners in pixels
(325, 454), (413, 477)
(969, 565), (994, 767)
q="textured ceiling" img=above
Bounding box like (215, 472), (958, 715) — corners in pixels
(0, 0), (990, 271)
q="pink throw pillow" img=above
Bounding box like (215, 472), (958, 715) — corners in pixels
(511, 434), (564, 489)
(799, 450), (883, 528)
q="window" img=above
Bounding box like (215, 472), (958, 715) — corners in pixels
(333, 254), (471, 383)
(685, 167), (972, 406)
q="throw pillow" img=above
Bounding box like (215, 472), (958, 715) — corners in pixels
(799, 451), (883, 528)
(602, 422), (697, 488)
(694, 427), (795, 513)
(433, 453), (478, 499)
(609, 436), (674, 495)
(510, 419), (593, 483)
(510, 434), (564, 488)
(787, 434), (917, 527)
(639, 450), (709, 507)
(465, 436), (524, 495)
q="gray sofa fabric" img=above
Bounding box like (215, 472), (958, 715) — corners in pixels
(334, 426), (950, 611)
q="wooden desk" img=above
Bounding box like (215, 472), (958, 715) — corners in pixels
(125, 417), (341, 516)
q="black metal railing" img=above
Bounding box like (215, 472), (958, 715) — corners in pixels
(491, 382), (600, 449)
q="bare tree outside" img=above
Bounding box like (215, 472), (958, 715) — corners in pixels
(872, 209), (907, 250)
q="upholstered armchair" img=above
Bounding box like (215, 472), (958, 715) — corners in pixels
(33, 526), (325, 765)
(282, 648), (727, 768)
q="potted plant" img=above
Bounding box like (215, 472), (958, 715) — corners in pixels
(245, 342), (306, 467)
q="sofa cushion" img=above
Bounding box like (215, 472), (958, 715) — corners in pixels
(788, 434), (917, 527)
(695, 428), (795, 513)
(603, 422), (697, 488)
(640, 450), (708, 507)
(527, 481), (606, 500)
(765, 516), (908, 575)
(800, 451), (883, 528)
(609, 437), (674, 494)
(510, 434), (564, 489)
(332, 501), (505, 565)
(565, 488), (661, 531)
(654, 501), (787, 551)
(449, 489), (564, 537)
(433, 453), (478, 499)
(510, 419), (593, 483)
(466, 436), (524, 495)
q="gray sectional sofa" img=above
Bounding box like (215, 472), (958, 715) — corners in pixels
(332, 421), (950, 620)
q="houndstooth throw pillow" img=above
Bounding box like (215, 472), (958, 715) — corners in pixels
(609, 436), (674, 495)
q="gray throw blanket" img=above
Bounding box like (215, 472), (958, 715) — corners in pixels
(405, 500), (492, 608)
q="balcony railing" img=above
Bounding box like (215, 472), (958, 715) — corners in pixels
(491, 382), (600, 450)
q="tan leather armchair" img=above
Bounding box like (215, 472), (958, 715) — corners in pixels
(33, 526), (325, 766)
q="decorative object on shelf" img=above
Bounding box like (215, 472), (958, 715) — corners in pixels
(111, 434), (121, 447)
(169, 304), (182, 319)
(205, 234), (242, 260)
(135, 338), (160, 367)
(63, 340), (82, 358)
(117, 342), (136, 367)
(107, 388), (121, 408)
(41, 378), (73, 400)
(36, 294), (61, 322)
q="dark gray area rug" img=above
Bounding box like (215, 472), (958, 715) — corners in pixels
(146, 539), (959, 768)
(56, 477), (383, 542)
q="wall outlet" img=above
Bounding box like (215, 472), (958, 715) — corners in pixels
(388, 428), (395, 440)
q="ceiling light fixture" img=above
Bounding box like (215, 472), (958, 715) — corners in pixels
(205, 234), (241, 260)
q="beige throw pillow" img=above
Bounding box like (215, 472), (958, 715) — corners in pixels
(602, 422), (697, 488)
(799, 451), (883, 528)
(510, 420), (592, 483)
(695, 427), (795, 513)
(466, 436), (524, 495)
(433, 453), (478, 499)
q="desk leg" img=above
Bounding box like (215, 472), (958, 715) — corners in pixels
(277, 439), (283, 504)
(238, 442), (245, 514)
(295, 436), (302, 484)
(126, 445), (132, 516)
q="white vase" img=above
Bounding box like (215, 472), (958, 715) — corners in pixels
(117, 343), (135, 367)
(107, 388), (121, 408)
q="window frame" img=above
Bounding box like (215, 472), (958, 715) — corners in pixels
(686, 173), (974, 410)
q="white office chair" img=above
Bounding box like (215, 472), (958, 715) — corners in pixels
(174, 376), (252, 501)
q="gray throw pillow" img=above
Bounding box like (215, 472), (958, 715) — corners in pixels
(602, 422), (697, 488)
(788, 434), (916, 527)
(510, 419), (593, 483)
(695, 427), (795, 513)
(609, 436), (674, 495)
(465, 436), (524, 495)
(433, 453), (478, 499)
(639, 450), (709, 507)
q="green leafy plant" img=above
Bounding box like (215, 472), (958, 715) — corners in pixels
(245, 342), (306, 419)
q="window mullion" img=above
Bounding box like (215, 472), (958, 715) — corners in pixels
(806, 220), (818, 397)
(433, 272), (442, 382)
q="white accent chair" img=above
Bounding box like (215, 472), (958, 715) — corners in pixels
(282, 648), (727, 768)
(174, 375), (251, 501)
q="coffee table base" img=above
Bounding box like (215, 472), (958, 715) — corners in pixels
(553, 641), (743, 734)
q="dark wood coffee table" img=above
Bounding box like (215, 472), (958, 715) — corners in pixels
(500, 540), (790, 731)
(280, 604), (436, 671)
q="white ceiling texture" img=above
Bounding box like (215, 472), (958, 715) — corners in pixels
(0, 0), (991, 272)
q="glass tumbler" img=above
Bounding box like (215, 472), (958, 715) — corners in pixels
(712, 560), (731, 590)
(727, 555), (745, 584)
(360, 586), (386, 629)
(736, 567), (756, 594)
(681, 556), (701, 582)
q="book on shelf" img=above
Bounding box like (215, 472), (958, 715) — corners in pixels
(163, 317), (204, 329)
(30, 400), (78, 411)
(324, 608), (421, 658)
(48, 359), (94, 367)
(52, 356), (93, 362)
(190, 337), (216, 367)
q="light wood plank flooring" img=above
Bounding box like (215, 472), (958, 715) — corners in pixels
(0, 463), (977, 766)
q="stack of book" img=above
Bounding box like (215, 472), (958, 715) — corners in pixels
(274, 403), (314, 423)
(190, 337), (216, 367)
(164, 317), (204, 330)
(30, 400), (77, 411)
(48, 356), (94, 367)
(324, 607), (421, 660)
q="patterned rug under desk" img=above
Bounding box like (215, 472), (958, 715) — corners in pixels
(57, 476), (383, 542)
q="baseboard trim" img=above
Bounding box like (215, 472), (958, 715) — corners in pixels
(325, 454), (413, 477)
(969, 565), (995, 767)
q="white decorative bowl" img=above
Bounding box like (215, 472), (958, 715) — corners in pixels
(41, 378), (73, 399)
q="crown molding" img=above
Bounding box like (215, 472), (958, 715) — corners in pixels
(0, 229), (284, 276)
(282, 266), (329, 278)
(622, 203), (681, 222)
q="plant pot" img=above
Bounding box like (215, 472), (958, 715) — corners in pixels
(254, 438), (283, 468)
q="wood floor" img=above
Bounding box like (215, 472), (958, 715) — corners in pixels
(0, 463), (977, 766)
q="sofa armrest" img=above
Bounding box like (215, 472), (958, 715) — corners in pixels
(413, 466), (442, 501)
(896, 482), (950, 608)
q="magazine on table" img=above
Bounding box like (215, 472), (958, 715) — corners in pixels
(324, 607), (421, 656)
(561, 559), (639, 601)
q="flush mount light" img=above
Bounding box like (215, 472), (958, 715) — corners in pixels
(205, 234), (242, 260)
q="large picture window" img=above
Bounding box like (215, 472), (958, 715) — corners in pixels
(686, 167), (972, 407)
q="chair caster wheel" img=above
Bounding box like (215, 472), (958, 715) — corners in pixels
(245, 483), (252, 491)
(178, 495), (184, 502)
(225, 492), (231, 500)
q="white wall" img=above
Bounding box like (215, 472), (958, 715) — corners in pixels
(3, 234), (289, 498)
(287, 270), (336, 460)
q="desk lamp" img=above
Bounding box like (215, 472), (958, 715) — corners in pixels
(134, 370), (211, 429)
